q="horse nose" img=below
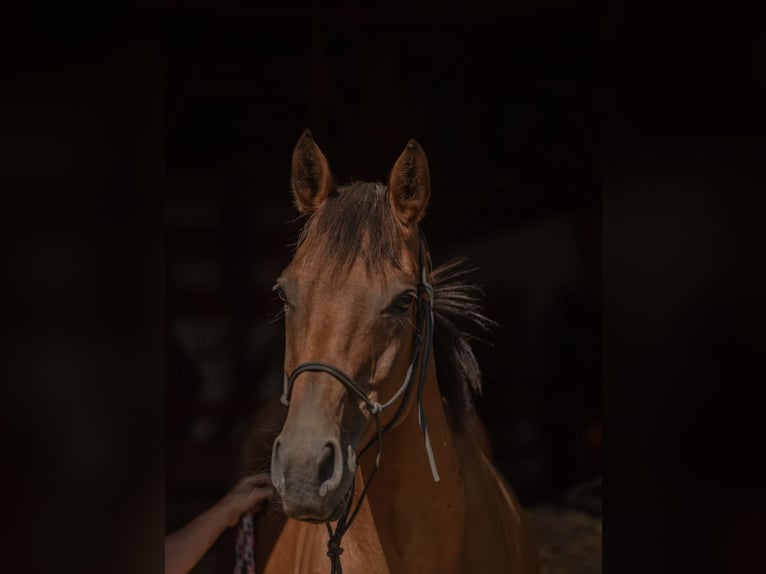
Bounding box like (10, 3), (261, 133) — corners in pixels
(318, 439), (343, 497)
(271, 434), (343, 497)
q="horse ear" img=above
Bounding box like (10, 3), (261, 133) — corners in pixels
(290, 129), (335, 214)
(388, 139), (431, 226)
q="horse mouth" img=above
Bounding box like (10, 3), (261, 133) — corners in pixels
(290, 482), (353, 524)
(291, 501), (345, 524)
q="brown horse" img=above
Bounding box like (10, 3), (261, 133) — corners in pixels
(253, 130), (539, 574)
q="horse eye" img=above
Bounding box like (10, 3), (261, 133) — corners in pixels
(389, 291), (415, 314)
(273, 284), (288, 305)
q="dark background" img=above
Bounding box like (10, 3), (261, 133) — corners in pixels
(5, 0), (764, 573)
(165, 1), (599, 571)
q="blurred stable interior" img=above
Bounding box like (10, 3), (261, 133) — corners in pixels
(166, 1), (600, 572)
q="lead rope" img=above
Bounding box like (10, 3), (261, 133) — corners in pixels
(234, 511), (255, 574)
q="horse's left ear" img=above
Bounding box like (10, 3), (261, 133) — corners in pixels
(388, 139), (431, 226)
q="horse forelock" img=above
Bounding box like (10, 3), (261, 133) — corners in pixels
(295, 181), (404, 279)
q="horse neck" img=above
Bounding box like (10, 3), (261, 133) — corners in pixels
(358, 352), (467, 572)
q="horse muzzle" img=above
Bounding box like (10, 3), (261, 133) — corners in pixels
(271, 433), (354, 522)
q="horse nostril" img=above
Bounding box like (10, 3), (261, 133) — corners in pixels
(317, 440), (342, 497)
(318, 444), (335, 485)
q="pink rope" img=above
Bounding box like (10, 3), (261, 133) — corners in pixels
(234, 512), (255, 574)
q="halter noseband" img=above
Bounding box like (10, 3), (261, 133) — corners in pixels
(278, 228), (438, 574)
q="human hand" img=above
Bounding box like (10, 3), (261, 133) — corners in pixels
(219, 473), (275, 527)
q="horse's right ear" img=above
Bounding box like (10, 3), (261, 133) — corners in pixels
(290, 129), (335, 214)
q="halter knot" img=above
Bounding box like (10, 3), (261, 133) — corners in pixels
(418, 275), (433, 296)
(367, 401), (382, 415)
(327, 540), (344, 558)
(423, 281), (434, 302)
(280, 393), (290, 407)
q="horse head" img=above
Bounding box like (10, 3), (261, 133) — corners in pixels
(270, 130), (432, 523)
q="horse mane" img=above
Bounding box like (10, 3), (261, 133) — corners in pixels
(431, 258), (497, 430)
(295, 181), (497, 431)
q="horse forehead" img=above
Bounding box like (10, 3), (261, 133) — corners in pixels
(293, 253), (412, 289)
(302, 265), (390, 301)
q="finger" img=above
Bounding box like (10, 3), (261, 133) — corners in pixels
(237, 474), (269, 490)
(246, 473), (273, 488)
(247, 487), (275, 507)
(251, 486), (275, 500)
